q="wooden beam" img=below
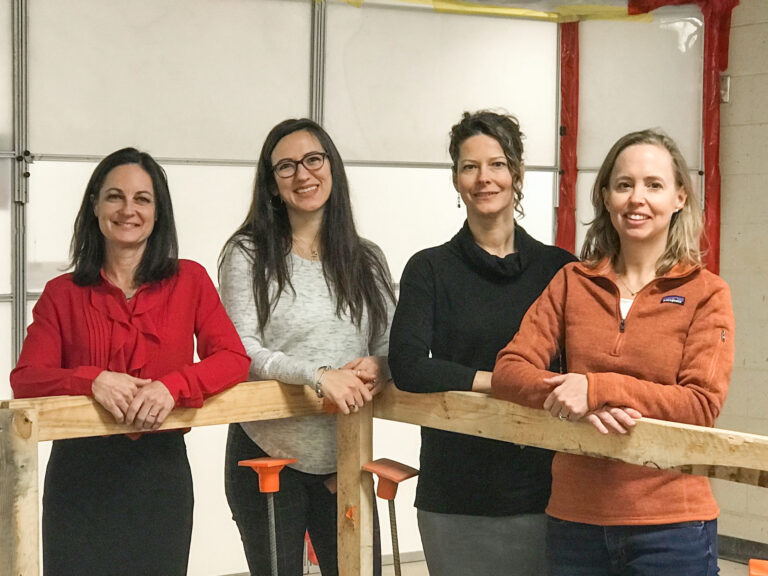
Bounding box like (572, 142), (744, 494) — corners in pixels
(2, 381), (325, 442)
(0, 408), (39, 576)
(373, 387), (768, 487)
(337, 403), (374, 576)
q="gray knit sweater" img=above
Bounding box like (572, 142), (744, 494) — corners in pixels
(219, 241), (394, 474)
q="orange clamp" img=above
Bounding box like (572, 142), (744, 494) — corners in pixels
(239, 457), (297, 494)
(750, 559), (768, 576)
(362, 458), (419, 501)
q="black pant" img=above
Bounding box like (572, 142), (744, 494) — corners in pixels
(225, 423), (381, 576)
(43, 431), (193, 576)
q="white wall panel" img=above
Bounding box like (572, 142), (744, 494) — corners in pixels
(578, 6), (704, 169)
(347, 166), (556, 284)
(0, 0), (11, 150)
(28, 0), (310, 159)
(325, 2), (557, 166)
(26, 161), (95, 292)
(519, 171), (555, 246)
(0, 159), (11, 294)
(347, 166), (464, 283)
(165, 164), (254, 281)
(187, 425), (248, 576)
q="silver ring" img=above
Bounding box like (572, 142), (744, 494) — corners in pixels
(558, 414), (567, 421)
(356, 369), (361, 377)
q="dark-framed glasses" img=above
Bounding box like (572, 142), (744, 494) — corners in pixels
(273, 152), (328, 179)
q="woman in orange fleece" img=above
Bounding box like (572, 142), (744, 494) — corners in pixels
(492, 129), (734, 576)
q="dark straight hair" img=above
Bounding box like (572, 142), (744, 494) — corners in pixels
(70, 147), (179, 286)
(219, 118), (394, 338)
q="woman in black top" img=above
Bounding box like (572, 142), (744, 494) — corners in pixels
(388, 111), (575, 575)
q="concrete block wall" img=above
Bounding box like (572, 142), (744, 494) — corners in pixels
(713, 0), (768, 544)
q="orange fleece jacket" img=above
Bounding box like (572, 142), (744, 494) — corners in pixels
(492, 259), (734, 526)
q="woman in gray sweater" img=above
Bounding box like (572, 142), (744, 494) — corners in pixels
(219, 118), (394, 576)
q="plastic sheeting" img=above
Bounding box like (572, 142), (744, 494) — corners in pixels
(630, 0), (739, 273)
(551, 0), (738, 272)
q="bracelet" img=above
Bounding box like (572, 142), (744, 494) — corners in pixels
(313, 366), (332, 399)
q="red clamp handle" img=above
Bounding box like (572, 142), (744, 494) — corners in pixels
(239, 457), (298, 494)
(362, 458), (419, 501)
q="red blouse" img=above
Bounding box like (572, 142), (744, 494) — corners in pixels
(11, 259), (250, 407)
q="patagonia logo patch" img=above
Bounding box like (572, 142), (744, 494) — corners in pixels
(661, 295), (685, 305)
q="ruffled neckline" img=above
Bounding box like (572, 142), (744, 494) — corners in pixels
(449, 220), (536, 281)
(88, 272), (175, 374)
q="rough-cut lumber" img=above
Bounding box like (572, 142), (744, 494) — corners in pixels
(0, 408), (39, 576)
(2, 381), (325, 442)
(4, 381), (768, 576)
(337, 402), (374, 576)
(373, 387), (768, 487)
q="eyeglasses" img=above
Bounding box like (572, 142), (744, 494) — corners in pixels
(272, 152), (328, 179)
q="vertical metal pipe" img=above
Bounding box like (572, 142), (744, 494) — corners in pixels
(310, 0), (326, 124)
(11, 0), (28, 362)
(267, 493), (279, 576)
(388, 499), (401, 576)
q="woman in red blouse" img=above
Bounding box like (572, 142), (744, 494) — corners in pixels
(11, 147), (250, 576)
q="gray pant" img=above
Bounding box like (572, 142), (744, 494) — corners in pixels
(418, 509), (547, 576)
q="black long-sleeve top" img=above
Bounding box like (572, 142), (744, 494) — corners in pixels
(389, 222), (576, 516)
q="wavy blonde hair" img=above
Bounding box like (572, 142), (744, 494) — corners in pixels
(580, 129), (703, 274)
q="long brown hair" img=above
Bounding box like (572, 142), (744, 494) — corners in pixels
(219, 118), (395, 338)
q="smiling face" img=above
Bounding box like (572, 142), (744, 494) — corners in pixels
(454, 134), (516, 219)
(604, 143), (686, 253)
(270, 129), (332, 218)
(93, 163), (156, 252)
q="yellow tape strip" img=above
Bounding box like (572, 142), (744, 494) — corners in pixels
(432, 0), (559, 21)
(556, 4), (654, 22)
(328, 1), (655, 23)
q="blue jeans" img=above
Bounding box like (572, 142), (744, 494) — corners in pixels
(546, 517), (719, 576)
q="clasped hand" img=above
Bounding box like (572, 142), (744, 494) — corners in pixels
(320, 356), (390, 415)
(92, 370), (175, 430)
(544, 373), (641, 434)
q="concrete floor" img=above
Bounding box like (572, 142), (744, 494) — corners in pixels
(381, 558), (749, 575)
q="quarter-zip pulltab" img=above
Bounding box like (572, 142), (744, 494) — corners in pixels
(612, 316), (626, 356)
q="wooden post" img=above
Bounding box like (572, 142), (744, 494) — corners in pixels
(336, 403), (374, 576)
(0, 408), (39, 576)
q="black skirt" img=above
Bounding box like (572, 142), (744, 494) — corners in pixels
(42, 431), (193, 576)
